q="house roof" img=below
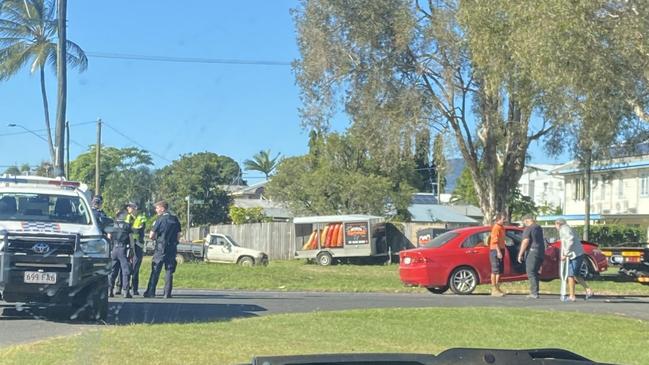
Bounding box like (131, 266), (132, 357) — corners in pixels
(525, 163), (562, 172)
(445, 204), (483, 218)
(232, 198), (292, 218)
(550, 155), (649, 175)
(293, 214), (384, 224)
(537, 214), (603, 222)
(407, 204), (478, 224)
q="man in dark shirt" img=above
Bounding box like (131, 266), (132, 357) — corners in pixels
(143, 200), (181, 298)
(518, 214), (545, 298)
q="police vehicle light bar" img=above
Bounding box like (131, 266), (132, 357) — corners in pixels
(0, 176), (81, 188)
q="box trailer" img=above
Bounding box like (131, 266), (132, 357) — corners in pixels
(294, 215), (387, 265)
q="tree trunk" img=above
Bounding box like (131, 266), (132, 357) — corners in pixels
(54, 0), (67, 177)
(583, 149), (592, 241)
(40, 66), (56, 164)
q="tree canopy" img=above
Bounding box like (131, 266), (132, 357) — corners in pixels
(156, 152), (242, 227)
(293, 0), (649, 223)
(267, 131), (414, 218)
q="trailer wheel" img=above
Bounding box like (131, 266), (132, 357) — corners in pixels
(175, 254), (185, 265)
(316, 251), (333, 266)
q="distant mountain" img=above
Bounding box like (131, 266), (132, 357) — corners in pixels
(443, 158), (465, 193)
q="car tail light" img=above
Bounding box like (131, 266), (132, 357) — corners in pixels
(402, 253), (431, 265)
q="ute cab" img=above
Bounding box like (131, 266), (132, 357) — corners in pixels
(0, 176), (110, 321)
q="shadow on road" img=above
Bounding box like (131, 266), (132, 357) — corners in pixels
(107, 301), (266, 324)
(0, 300), (267, 325)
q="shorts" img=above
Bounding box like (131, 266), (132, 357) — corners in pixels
(568, 254), (584, 278)
(489, 249), (504, 274)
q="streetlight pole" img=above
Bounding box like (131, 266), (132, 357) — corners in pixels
(8, 123), (49, 144)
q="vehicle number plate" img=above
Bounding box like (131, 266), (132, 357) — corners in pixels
(23, 271), (57, 284)
(404, 257), (412, 265)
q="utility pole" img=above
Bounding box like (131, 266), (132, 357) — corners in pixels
(54, 0), (67, 177)
(95, 119), (102, 194)
(65, 121), (70, 178)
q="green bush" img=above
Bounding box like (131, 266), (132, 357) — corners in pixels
(543, 224), (647, 247)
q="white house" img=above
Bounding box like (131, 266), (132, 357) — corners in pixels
(549, 153), (649, 229)
(518, 164), (565, 210)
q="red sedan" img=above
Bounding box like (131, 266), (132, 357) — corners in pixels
(399, 226), (608, 295)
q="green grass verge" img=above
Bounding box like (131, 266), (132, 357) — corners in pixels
(139, 258), (649, 296)
(1, 308), (647, 365)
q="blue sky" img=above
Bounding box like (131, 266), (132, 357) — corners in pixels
(0, 0), (560, 184)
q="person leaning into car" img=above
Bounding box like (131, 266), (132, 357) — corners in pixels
(489, 213), (507, 297)
(518, 214), (545, 299)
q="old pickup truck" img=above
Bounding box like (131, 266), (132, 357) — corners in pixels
(146, 233), (269, 266)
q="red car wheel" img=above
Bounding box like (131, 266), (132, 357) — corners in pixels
(449, 267), (478, 295)
(426, 286), (449, 294)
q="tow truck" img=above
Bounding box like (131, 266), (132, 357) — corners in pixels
(0, 176), (111, 320)
(600, 243), (649, 285)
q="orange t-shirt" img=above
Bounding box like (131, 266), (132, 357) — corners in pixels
(489, 223), (506, 250)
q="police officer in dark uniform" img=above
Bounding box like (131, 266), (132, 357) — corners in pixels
(109, 209), (133, 298)
(143, 200), (181, 298)
(91, 195), (109, 233)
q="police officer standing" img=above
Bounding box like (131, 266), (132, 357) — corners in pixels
(143, 200), (181, 298)
(109, 209), (133, 298)
(91, 195), (109, 232)
(125, 202), (147, 296)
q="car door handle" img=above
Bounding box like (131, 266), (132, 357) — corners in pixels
(467, 250), (480, 254)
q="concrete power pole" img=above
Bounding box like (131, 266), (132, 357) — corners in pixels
(95, 119), (102, 194)
(54, 0), (67, 177)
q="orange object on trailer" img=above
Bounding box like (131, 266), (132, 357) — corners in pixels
(320, 226), (329, 247)
(303, 231), (317, 250)
(325, 224), (335, 247)
(329, 224), (339, 246)
(310, 229), (320, 250)
(336, 223), (344, 247)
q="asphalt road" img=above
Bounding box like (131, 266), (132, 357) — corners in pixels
(1, 290), (648, 348)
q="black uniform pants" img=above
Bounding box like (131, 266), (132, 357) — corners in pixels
(109, 245), (131, 292)
(130, 245), (144, 292)
(525, 249), (544, 296)
(145, 252), (176, 297)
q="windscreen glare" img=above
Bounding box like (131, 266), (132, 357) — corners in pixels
(0, 192), (91, 225)
(423, 231), (459, 248)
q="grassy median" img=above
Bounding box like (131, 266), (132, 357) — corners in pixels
(138, 258), (649, 296)
(1, 307), (647, 365)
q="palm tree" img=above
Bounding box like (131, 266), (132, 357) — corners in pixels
(243, 150), (281, 180)
(0, 0), (87, 163)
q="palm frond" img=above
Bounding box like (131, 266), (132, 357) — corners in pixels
(0, 41), (32, 79)
(0, 19), (34, 38)
(65, 40), (88, 71)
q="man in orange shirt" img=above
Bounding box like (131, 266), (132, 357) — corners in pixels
(489, 212), (507, 297)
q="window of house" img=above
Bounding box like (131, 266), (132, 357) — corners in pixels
(600, 179), (606, 201)
(617, 178), (624, 198)
(641, 174), (649, 197)
(573, 177), (586, 201)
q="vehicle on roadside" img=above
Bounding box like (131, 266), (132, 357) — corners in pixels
(399, 225), (608, 295)
(294, 215), (389, 266)
(0, 176), (111, 320)
(145, 233), (269, 266)
(600, 243), (649, 285)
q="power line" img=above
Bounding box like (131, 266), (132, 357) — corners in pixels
(0, 120), (96, 138)
(86, 51), (292, 66)
(101, 121), (173, 163)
